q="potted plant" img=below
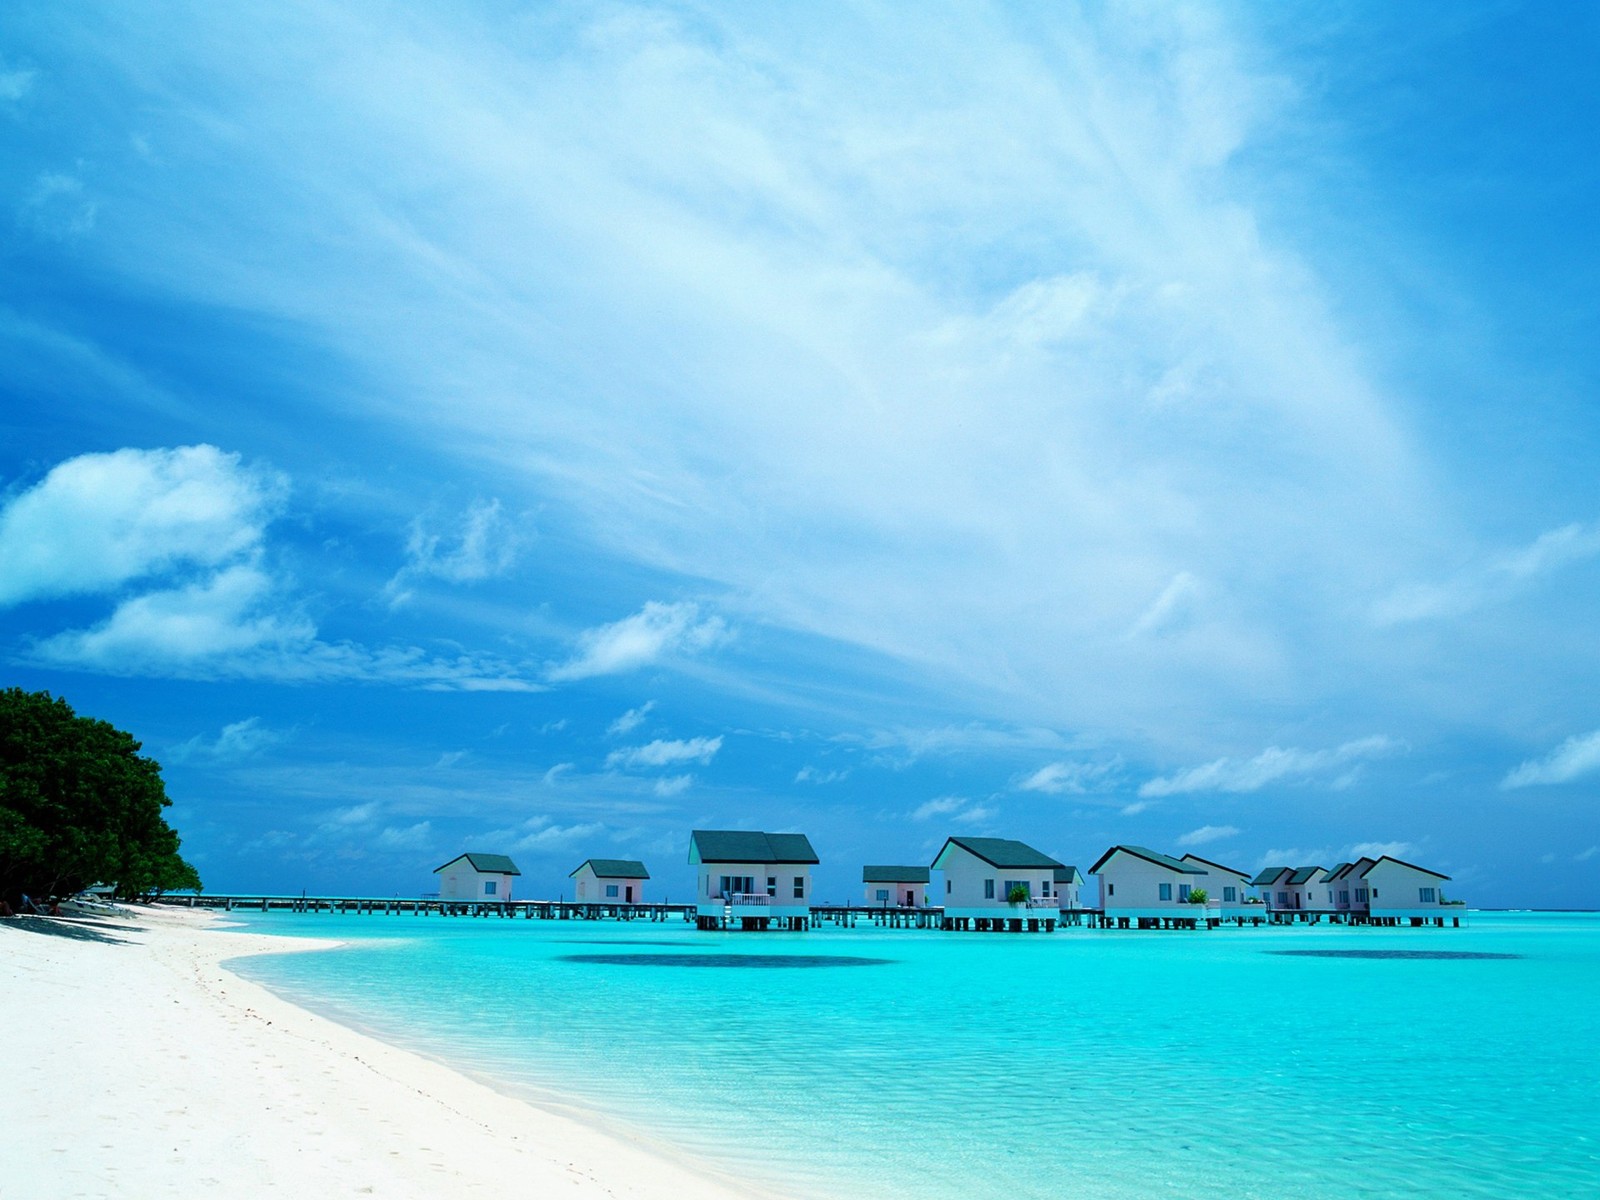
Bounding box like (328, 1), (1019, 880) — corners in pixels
(1007, 883), (1031, 905)
(1186, 887), (1208, 906)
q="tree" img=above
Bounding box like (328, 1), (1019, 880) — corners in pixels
(1186, 887), (1208, 905)
(0, 688), (201, 903)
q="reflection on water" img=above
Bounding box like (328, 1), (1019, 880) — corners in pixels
(1266, 949), (1520, 960)
(558, 952), (894, 968)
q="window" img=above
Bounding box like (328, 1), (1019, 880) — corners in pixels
(767, 876), (777, 897)
(984, 879), (995, 900)
(1223, 886), (1236, 902)
(1278, 891), (1289, 906)
(1159, 883), (1172, 901)
(1178, 884), (1190, 901)
(1327, 890), (1334, 903)
(1356, 888), (1368, 902)
(1340, 890), (1349, 905)
(605, 884), (618, 898)
(484, 880), (497, 896)
(1107, 883), (1114, 896)
(793, 876), (805, 899)
(946, 879), (952, 894)
(875, 888), (890, 902)
(1419, 887), (1436, 903)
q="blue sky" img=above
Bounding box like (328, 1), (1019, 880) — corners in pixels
(2, 2), (1596, 907)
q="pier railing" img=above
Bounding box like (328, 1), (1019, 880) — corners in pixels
(726, 893), (772, 907)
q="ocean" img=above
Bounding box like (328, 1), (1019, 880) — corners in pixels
(227, 910), (1599, 1199)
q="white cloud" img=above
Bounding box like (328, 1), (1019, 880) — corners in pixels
(1501, 730), (1600, 789)
(911, 795), (994, 825)
(20, 171), (98, 239)
(653, 774), (692, 797)
(547, 601), (726, 682)
(1127, 572), (1204, 640)
(1256, 847), (1332, 869)
(1119, 801), (1150, 816)
(795, 765), (848, 785)
(377, 821), (434, 850)
(1176, 824), (1240, 847)
(384, 498), (520, 608)
(606, 735), (723, 771)
(1017, 759), (1121, 795)
(607, 701), (656, 736)
(168, 716), (284, 764)
(1140, 736), (1400, 797)
(0, 64), (37, 102)
(1575, 846), (1599, 863)
(0, 445), (285, 606)
(1347, 841), (1413, 861)
(1375, 521), (1600, 625)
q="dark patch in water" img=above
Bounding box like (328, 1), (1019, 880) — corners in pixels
(1266, 950), (1520, 961)
(558, 939), (700, 947)
(559, 953), (894, 969)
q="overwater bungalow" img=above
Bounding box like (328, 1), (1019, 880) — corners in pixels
(1054, 865), (1086, 911)
(1362, 856), (1458, 925)
(1251, 865), (1324, 918)
(1090, 845), (1209, 927)
(1179, 854), (1258, 920)
(863, 866), (929, 908)
(1250, 866), (1291, 910)
(569, 859), (650, 905)
(689, 830), (818, 931)
(930, 836), (1064, 931)
(433, 852), (520, 901)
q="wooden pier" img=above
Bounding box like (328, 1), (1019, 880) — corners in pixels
(158, 895), (697, 921)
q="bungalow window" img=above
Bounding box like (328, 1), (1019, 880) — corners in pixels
(1340, 890), (1349, 905)
(1107, 883), (1114, 896)
(1178, 884), (1190, 901)
(484, 881), (497, 896)
(793, 876), (805, 899)
(767, 877), (777, 897)
(1419, 887), (1436, 903)
(1223, 886), (1236, 902)
(1159, 883), (1172, 901)
(984, 879), (995, 900)
(1356, 888), (1368, 902)
(946, 879), (952, 894)
(875, 888), (890, 902)
(1278, 891), (1289, 906)
(605, 884), (619, 899)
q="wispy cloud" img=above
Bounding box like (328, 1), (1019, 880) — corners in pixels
(1176, 824), (1240, 847)
(1501, 730), (1600, 789)
(795, 764), (848, 785)
(547, 601), (726, 682)
(653, 774), (692, 797)
(606, 735), (723, 771)
(384, 498), (520, 608)
(1017, 759), (1121, 795)
(1141, 736), (1400, 797)
(1347, 841), (1414, 861)
(168, 716), (285, 764)
(608, 701), (656, 736)
(911, 795), (995, 825)
(1375, 521), (1600, 625)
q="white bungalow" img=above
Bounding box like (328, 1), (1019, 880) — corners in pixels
(1320, 859), (1376, 917)
(1054, 866), (1086, 911)
(569, 859), (650, 905)
(689, 830), (818, 931)
(433, 852), (520, 901)
(1251, 865), (1324, 917)
(1250, 867), (1291, 910)
(1091, 846), (1210, 925)
(930, 836), (1064, 930)
(863, 866), (929, 907)
(1178, 854), (1256, 918)
(1361, 856), (1458, 925)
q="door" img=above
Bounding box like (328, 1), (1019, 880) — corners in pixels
(625, 885), (634, 903)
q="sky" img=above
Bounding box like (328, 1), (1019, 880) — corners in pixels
(2, 1), (1597, 907)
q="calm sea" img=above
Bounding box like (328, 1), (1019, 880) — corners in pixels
(228, 910), (1599, 1199)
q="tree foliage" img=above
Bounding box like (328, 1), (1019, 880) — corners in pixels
(0, 688), (201, 902)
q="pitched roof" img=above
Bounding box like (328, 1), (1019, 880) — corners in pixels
(1088, 845), (1206, 876)
(1323, 861), (1356, 882)
(1250, 867), (1290, 886)
(1285, 866), (1323, 886)
(863, 865), (930, 883)
(434, 852), (521, 876)
(689, 830), (819, 864)
(1358, 854), (1450, 881)
(1179, 854), (1249, 880)
(569, 859), (650, 880)
(1053, 866), (1084, 884)
(932, 837), (1064, 871)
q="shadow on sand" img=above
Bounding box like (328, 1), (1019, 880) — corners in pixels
(0, 912), (140, 945)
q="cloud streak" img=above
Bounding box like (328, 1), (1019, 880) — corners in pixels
(1502, 731), (1600, 789)
(1140, 736), (1400, 797)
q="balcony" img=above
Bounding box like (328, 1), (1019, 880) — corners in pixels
(726, 892), (772, 907)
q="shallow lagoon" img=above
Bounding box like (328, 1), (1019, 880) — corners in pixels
(232, 911), (1600, 1199)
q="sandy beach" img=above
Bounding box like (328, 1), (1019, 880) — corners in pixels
(0, 905), (764, 1200)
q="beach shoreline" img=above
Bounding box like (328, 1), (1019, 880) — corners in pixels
(0, 904), (776, 1200)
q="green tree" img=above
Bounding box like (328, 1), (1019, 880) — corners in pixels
(1187, 887), (1208, 905)
(0, 688), (201, 903)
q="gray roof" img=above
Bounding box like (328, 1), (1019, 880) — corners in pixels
(1250, 867), (1289, 886)
(1053, 866), (1084, 884)
(689, 830), (819, 864)
(1180, 854), (1249, 880)
(933, 837), (1064, 870)
(1089, 845), (1207, 876)
(1358, 855), (1450, 881)
(570, 859), (650, 880)
(863, 865), (930, 883)
(1285, 866), (1324, 886)
(435, 852), (521, 876)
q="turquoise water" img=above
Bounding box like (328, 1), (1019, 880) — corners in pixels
(228, 912), (1600, 1199)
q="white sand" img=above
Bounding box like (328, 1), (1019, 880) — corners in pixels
(0, 905), (772, 1200)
